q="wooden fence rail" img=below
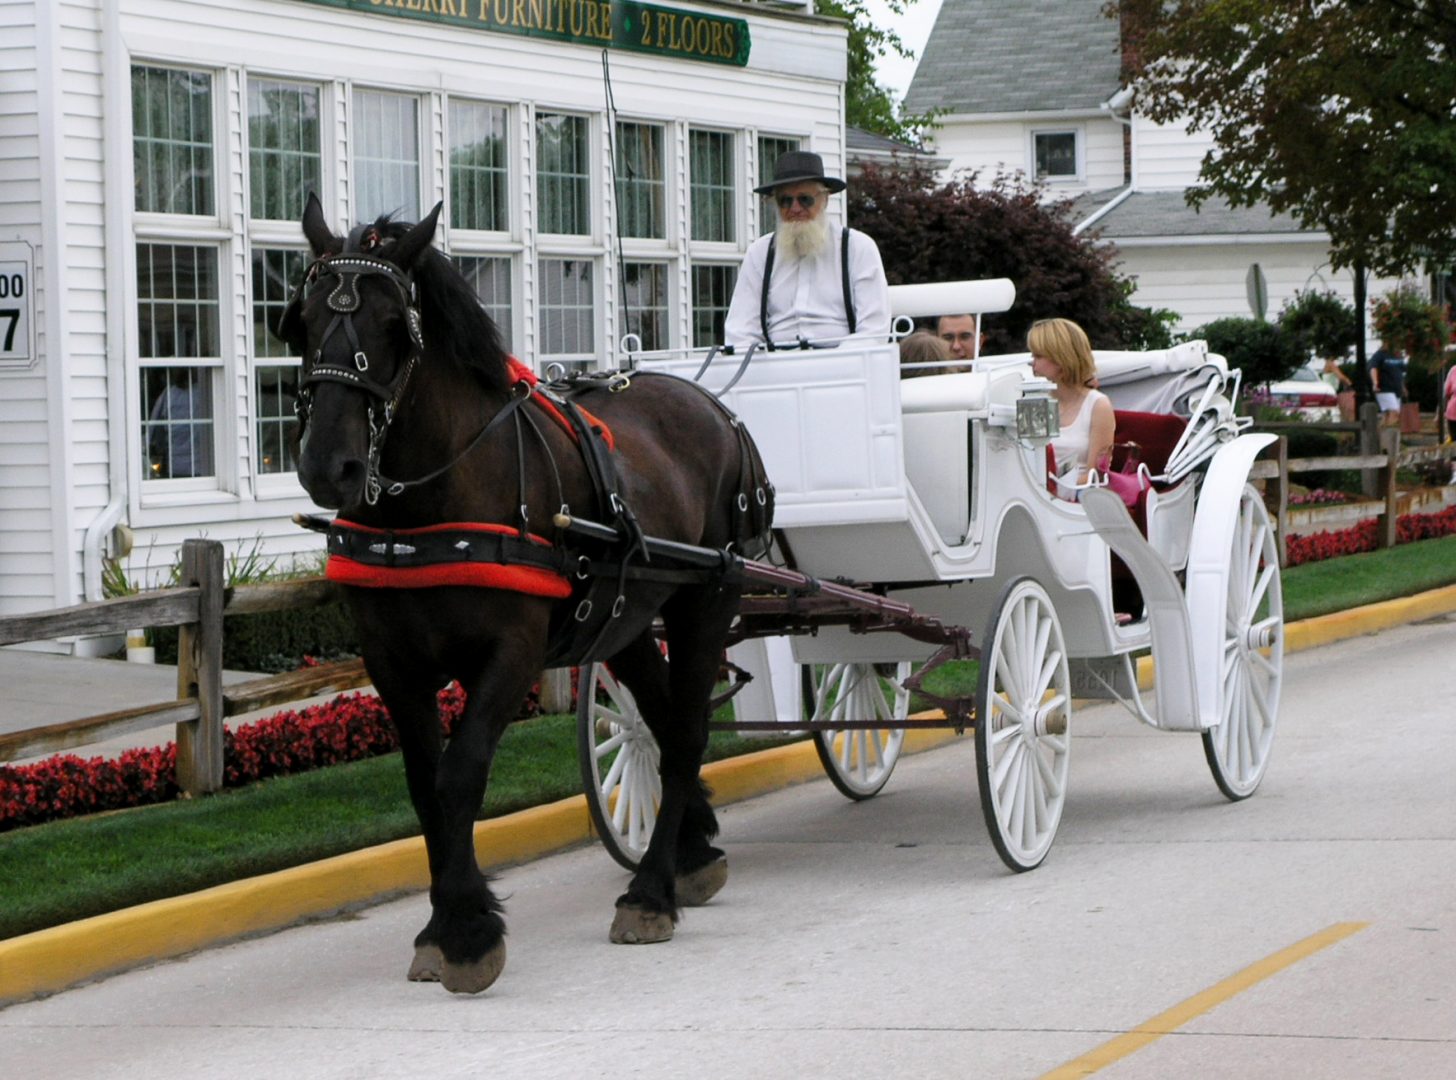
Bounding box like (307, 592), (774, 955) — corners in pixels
(0, 540), (369, 794)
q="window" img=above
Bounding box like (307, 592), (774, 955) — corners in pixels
(354, 90), (420, 220)
(248, 78), (320, 222)
(689, 129), (735, 243)
(450, 100), (509, 232)
(621, 262), (669, 352)
(536, 113), (591, 235)
(250, 248), (307, 475)
(1033, 130), (1078, 180)
(691, 264), (736, 347)
(615, 122), (665, 240)
(457, 255), (514, 352)
(132, 65), (214, 216)
(539, 257), (594, 361)
(137, 243), (220, 480)
(757, 134), (800, 235)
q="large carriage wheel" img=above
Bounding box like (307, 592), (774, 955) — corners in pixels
(577, 663), (660, 871)
(803, 662), (910, 800)
(1202, 486), (1284, 800)
(975, 577), (1072, 872)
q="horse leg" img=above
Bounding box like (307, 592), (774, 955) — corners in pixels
(607, 587), (738, 943)
(358, 659), (451, 982)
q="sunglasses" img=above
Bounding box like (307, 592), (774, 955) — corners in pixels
(776, 193), (819, 210)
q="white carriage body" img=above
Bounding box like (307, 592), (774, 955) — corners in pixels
(640, 296), (1270, 735)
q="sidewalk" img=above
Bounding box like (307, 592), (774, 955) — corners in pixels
(0, 651), (344, 765)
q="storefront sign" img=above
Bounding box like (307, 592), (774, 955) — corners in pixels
(294, 0), (751, 67)
(0, 241), (35, 372)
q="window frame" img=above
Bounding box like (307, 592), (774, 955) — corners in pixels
(1029, 127), (1083, 184)
(534, 109), (595, 240)
(447, 96), (514, 238)
(687, 126), (738, 248)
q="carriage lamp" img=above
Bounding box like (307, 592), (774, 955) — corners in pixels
(1016, 379), (1060, 441)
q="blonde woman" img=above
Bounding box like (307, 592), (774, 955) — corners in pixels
(1027, 318), (1115, 499)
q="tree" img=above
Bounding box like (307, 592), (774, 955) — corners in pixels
(848, 161), (1165, 351)
(1115, 0), (1456, 386)
(816, 0), (935, 145)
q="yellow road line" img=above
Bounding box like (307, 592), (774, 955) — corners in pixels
(1041, 920), (1370, 1079)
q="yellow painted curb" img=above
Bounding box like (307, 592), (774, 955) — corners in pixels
(4, 583), (1452, 1006)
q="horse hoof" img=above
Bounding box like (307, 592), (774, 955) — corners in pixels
(407, 943), (443, 982)
(610, 904), (675, 944)
(440, 940), (507, 994)
(675, 858), (728, 907)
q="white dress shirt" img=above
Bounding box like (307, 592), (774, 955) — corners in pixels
(722, 225), (892, 348)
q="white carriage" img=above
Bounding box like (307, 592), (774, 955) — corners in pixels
(577, 281), (1283, 872)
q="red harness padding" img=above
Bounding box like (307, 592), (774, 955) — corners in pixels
(507, 358), (615, 450)
(325, 520), (573, 597)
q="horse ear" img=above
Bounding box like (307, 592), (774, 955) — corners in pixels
(389, 201), (443, 269)
(301, 193), (340, 257)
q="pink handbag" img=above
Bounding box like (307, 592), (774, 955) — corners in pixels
(1098, 444), (1150, 508)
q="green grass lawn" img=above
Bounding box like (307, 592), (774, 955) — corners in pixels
(3, 536), (1454, 941)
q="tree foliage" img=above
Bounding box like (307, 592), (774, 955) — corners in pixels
(1116, 0), (1456, 278)
(816, 0), (935, 145)
(848, 161), (1165, 351)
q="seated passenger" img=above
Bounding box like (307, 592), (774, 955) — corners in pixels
(1028, 318), (1114, 500)
(898, 329), (954, 378)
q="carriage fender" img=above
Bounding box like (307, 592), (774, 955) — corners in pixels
(1185, 433), (1277, 729)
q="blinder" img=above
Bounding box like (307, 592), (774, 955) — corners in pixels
(287, 251), (426, 503)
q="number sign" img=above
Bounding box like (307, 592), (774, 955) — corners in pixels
(0, 241), (35, 371)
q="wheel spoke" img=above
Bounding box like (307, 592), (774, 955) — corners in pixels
(1031, 741), (1064, 800)
(993, 734), (1022, 791)
(992, 690), (1025, 725)
(594, 728), (629, 756)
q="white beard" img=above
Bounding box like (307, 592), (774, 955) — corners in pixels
(775, 215), (831, 261)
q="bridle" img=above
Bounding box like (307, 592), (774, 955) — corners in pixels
(288, 248), (533, 506)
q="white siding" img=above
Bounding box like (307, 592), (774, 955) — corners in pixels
(1113, 240), (1407, 350)
(928, 114), (1126, 196)
(0, 0), (55, 614)
(1131, 112), (1215, 191)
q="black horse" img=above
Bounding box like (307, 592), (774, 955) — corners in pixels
(280, 195), (773, 993)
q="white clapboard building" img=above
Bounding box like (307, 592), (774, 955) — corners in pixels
(2, 0), (847, 632)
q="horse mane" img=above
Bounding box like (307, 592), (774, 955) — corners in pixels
(364, 216), (511, 395)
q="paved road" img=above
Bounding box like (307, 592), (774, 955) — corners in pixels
(4, 616), (1455, 1079)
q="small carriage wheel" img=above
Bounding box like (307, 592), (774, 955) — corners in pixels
(577, 662), (660, 871)
(974, 577), (1072, 872)
(1202, 486), (1284, 801)
(802, 662), (911, 800)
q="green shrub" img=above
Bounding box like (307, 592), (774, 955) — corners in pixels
(1190, 316), (1306, 391)
(153, 602), (359, 673)
(1278, 289), (1358, 361)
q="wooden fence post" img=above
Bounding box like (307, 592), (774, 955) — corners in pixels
(1378, 427), (1400, 550)
(1269, 435), (1289, 568)
(1359, 402), (1381, 498)
(538, 668), (574, 714)
(176, 539), (225, 796)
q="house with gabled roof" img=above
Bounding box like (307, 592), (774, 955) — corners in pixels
(903, 0), (1406, 337)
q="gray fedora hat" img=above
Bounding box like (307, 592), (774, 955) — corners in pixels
(753, 150), (847, 195)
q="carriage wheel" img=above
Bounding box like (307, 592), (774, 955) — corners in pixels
(1202, 486), (1284, 800)
(804, 662), (911, 800)
(577, 662), (660, 871)
(974, 577), (1072, 872)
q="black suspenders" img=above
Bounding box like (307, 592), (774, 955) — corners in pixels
(758, 226), (857, 350)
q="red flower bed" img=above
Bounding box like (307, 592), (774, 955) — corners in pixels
(1285, 505), (1456, 567)
(0, 680), (508, 832)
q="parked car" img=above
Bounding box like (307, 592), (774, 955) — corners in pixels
(1261, 364), (1340, 421)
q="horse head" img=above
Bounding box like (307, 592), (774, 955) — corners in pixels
(280, 194), (444, 510)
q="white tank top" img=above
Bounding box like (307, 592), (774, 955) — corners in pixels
(1050, 388), (1107, 477)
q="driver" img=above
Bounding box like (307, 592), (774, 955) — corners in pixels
(723, 151), (891, 349)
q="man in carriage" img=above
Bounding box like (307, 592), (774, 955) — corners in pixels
(723, 151), (893, 349)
